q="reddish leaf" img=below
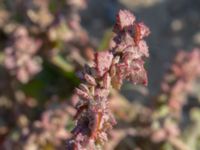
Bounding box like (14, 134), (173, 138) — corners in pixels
(84, 73), (97, 86)
(75, 88), (91, 100)
(115, 10), (135, 31)
(95, 51), (113, 77)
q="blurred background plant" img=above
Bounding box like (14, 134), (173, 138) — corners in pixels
(0, 0), (200, 150)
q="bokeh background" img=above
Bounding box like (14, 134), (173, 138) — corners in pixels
(0, 0), (200, 149)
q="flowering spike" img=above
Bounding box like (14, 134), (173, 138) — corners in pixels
(67, 10), (150, 150)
